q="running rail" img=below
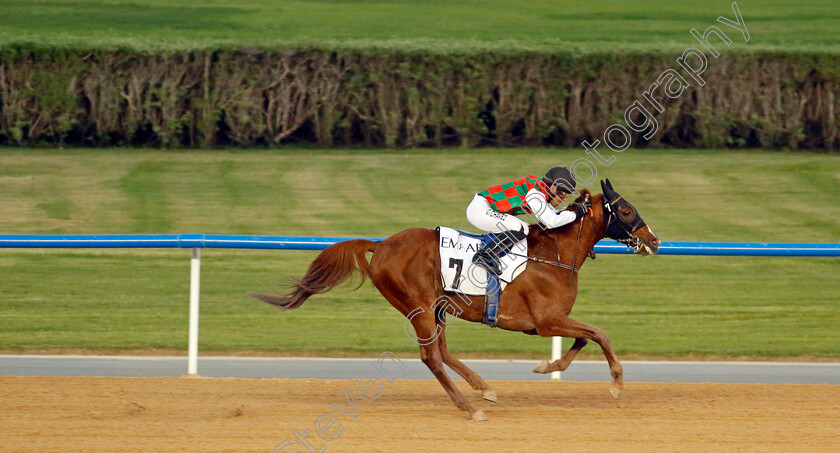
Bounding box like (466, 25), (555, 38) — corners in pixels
(2, 234), (838, 377)
(1, 234), (839, 256)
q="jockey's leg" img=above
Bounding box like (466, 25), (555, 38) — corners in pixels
(466, 194), (529, 233)
(465, 194), (529, 275)
(472, 227), (527, 275)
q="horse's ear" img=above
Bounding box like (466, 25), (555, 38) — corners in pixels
(606, 178), (614, 191)
(600, 180), (607, 193)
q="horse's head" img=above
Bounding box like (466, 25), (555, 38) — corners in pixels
(599, 179), (660, 256)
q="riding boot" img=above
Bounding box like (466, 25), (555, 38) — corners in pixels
(472, 227), (527, 275)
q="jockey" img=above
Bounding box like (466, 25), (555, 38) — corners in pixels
(466, 166), (589, 275)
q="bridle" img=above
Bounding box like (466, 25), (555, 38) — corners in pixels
(602, 193), (646, 251)
(510, 191), (648, 278)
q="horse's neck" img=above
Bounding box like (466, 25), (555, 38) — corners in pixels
(578, 218), (605, 267)
(547, 206), (605, 270)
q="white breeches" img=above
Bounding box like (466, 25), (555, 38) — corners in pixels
(465, 194), (530, 234)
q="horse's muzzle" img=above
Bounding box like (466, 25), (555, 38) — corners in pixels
(634, 227), (660, 256)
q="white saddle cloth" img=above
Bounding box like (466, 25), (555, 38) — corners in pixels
(437, 226), (528, 296)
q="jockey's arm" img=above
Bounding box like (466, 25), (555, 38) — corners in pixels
(524, 188), (577, 229)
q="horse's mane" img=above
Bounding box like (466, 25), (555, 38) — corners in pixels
(574, 189), (592, 203)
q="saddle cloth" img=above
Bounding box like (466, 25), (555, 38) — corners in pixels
(437, 226), (528, 296)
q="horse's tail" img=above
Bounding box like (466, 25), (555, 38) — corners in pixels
(248, 239), (379, 310)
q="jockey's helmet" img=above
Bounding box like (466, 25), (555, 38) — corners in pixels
(542, 167), (576, 194)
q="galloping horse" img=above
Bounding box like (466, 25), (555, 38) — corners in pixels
(250, 179), (660, 420)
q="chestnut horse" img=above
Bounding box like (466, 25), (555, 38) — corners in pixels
(250, 179), (660, 420)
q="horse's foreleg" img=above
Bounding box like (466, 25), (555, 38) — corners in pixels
(533, 317), (623, 397)
(410, 314), (486, 420)
(533, 337), (588, 374)
(437, 323), (495, 402)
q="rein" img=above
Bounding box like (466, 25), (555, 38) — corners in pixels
(508, 194), (591, 279)
(568, 194), (589, 283)
(508, 252), (580, 273)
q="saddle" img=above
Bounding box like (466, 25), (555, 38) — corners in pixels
(436, 227), (528, 327)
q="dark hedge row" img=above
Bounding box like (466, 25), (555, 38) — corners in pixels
(0, 46), (838, 149)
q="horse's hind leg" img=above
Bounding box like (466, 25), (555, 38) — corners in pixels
(533, 316), (624, 398)
(436, 321), (496, 402)
(409, 311), (486, 420)
(533, 337), (588, 374)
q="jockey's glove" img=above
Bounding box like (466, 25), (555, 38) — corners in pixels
(570, 202), (590, 218)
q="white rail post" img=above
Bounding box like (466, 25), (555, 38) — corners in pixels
(550, 336), (562, 380)
(187, 247), (201, 375)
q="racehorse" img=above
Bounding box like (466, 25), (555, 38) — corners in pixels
(250, 179), (660, 420)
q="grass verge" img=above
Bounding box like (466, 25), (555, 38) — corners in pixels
(0, 148), (838, 358)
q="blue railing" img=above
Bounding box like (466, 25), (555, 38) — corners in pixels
(0, 234), (839, 256)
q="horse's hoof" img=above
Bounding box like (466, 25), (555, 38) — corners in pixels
(609, 383), (622, 399)
(470, 410), (488, 421)
(482, 390), (497, 403)
(532, 360), (550, 374)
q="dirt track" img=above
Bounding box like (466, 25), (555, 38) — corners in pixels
(1, 376), (838, 452)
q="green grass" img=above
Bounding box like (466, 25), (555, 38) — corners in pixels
(0, 0), (838, 52)
(0, 148), (839, 359)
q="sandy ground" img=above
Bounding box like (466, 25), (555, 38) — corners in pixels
(3, 348), (839, 362)
(1, 376), (838, 452)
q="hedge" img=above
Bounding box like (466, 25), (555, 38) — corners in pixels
(1, 45), (838, 149)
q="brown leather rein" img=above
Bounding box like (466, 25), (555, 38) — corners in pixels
(506, 194), (593, 282)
